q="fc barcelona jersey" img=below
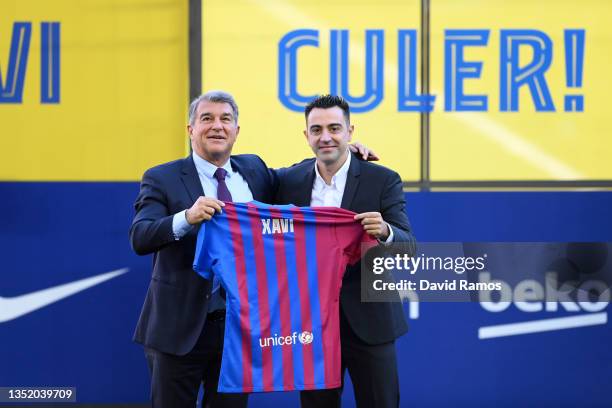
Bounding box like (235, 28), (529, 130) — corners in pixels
(193, 201), (375, 393)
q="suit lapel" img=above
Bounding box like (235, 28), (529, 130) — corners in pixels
(340, 155), (361, 210)
(180, 156), (204, 203)
(230, 156), (259, 200)
(296, 166), (316, 206)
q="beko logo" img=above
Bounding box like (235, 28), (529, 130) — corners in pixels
(478, 272), (610, 339)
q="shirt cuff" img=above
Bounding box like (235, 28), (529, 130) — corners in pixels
(172, 210), (193, 240)
(378, 222), (394, 245)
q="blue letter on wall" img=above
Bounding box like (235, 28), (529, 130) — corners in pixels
(398, 30), (435, 112)
(0, 22), (32, 103)
(500, 30), (555, 112)
(278, 29), (319, 112)
(444, 30), (489, 111)
(330, 30), (384, 113)
(41, 22), (60, 103)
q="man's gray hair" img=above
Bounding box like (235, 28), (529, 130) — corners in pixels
(188, 90), (239, 125)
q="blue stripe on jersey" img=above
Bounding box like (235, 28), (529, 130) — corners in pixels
(215, 209), (243, 391)
(303, 207), (326, 386)
(278, 206), (305, 390)
(258, 206), (284, 391)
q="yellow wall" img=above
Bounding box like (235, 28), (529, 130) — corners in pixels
(430, 0), (611, 180)
(202, 0), (422, 180)
(203, 0), (610, 181)
(2, 0), (609, 182)
(0, 0), (189, 181)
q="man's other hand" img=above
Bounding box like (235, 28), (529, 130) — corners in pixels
(354, 212), (389, 240)
(349, 141), (380, 161)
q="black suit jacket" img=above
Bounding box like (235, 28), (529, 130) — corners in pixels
(275, 154), (416, 345)
(129, 154), (277, 355)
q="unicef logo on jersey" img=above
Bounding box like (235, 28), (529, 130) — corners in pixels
(299, 331), (313, 345)
(259, 331), (315, 348)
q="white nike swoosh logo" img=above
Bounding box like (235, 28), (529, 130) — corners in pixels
(0, 268), (129, 323)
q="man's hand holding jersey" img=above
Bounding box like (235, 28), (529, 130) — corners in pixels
(185, 197), (225, 224)
(354, 212), (391, 241)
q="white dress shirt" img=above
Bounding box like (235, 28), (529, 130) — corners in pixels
(310, 152), (393, 243)
(172, 152), (254, 239)
(311, 149), (352, 207)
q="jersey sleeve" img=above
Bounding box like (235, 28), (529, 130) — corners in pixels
(193, 222), (214, 279)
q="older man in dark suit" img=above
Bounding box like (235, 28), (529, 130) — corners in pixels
(275, 95), (416, 408)
(130, 91), (277, 408)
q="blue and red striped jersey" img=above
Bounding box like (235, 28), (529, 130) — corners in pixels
(193, 201), (375, 393)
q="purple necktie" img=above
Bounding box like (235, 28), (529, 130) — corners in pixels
(213, 168), (233, 202)
(211, 167), (231, 306)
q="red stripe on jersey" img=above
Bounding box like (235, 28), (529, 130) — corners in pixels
(314, 209), (343, 389)
(226, 204), (253, 391)
(247, 203), (275, 392)
(291, 207), (315, 388)
(269, 207), (295, 390)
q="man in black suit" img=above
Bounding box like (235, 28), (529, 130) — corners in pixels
(129, 91), (276, 408)
(275, 95), (416, 408)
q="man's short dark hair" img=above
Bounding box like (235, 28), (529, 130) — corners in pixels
(305, 94), (350, 124)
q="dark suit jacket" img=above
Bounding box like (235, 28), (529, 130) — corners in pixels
(275, 154), (416, 345)
(129, 154), (277, 355)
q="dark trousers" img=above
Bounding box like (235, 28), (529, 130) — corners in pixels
(145, 314), (248, 408)
(300, 311), (400, 408)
